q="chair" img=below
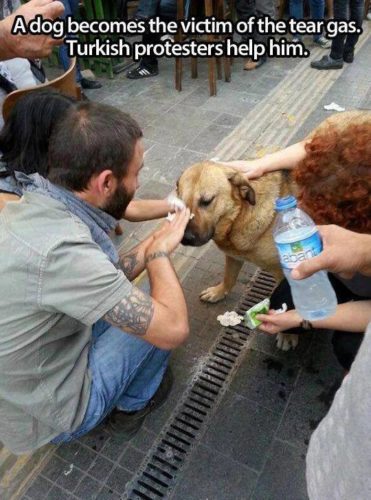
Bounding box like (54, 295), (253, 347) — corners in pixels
(2, 58), (81, 123)
(175, 0), (233, 96)
(365, 0), (370, 18)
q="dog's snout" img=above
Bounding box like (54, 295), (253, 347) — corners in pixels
(181, 226), (197, 246)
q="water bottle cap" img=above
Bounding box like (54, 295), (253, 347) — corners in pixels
(275, 195), (297, 212)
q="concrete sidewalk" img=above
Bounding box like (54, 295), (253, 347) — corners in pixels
(2, 26), (370, 500)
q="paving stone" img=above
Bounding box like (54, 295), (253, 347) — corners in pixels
(96, 486), (122, 499)
(47, 485), (73, 500)
(41, 455), (68, 482)
(24, 476), (53, 499)
(230, 367), (293, 415)
(105, 465), (132, 494)
(234, 349), (300, 388)
(77, 428), (111, 454)
(75, 475), (102, 499)
(56, 463), (85, 492)
(88, 455), (116, 483)
(277, 401), (326, 452)
(129, 428), (158, 453)
(252, 440), (308, 500)
(56, 442), (97, 471)
(203, 391), (281, 471)
(99, 438), (128, 462)
(119, 446), (146, 473)
(172, 444), (258, 500)
(213, 112), (243, 128)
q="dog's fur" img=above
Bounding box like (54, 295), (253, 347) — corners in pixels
(178, 161), (298, 349)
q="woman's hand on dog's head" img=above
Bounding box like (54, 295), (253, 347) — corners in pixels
(211, 159), (266, 180)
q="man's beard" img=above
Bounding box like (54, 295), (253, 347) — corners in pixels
(103, 184), (133, 220)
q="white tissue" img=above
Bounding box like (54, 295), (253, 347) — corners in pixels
(167, 193), (186, 211)
(323, 102), (345, 112)
(217, 311), (244, 327)
(274, 303), (288, 314)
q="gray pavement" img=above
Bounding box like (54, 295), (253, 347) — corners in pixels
(2, 27), (370, 500)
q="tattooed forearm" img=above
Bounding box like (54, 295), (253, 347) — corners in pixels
(120, 251), (139, 280)
(104, 287), (154, 336)
(145, 251), (169, 265)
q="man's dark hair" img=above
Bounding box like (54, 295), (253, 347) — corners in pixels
(0, 89), (76, 177)
(48, 102), (143, 191)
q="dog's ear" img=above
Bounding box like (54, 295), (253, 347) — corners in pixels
(227, 171), (256, 205)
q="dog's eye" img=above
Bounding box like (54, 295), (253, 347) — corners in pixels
(199, 196), (215, 207)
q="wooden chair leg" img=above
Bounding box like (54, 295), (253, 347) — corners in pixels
(208, 57), (217, 96)
(223, 55), (231, 82)
(175, 0), (184, 91)
(175, 58), (183, 91)
(364, 0), (370, 18)
(278, 0), (287, 19)
(216, 58), (223, 80)
(191, 57), (198, 78)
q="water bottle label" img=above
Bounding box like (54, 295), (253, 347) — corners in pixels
(276, 231), (322, 270)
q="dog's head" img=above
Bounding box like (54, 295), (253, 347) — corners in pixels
(178, 161), (256, 246)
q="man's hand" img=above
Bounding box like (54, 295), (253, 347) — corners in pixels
(0, 0), (64, 61)
(291, 225), (371, 280)
(256, 309), (302, 335)
(145, 208), (190, 261)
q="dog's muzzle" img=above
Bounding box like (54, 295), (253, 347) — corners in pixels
(181, 226), (214, 247)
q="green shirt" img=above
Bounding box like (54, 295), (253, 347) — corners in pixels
(0, 192), (131, 454)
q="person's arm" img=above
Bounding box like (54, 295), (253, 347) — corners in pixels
(292, 226), (371, 280)
(118, 235), (154, 281)
(104, 209), (191, 350)
(214, 140), (307, 179)
(124, 199), (170, 222)
(257, 300), (371, 335)
(0, 0), (64, 61)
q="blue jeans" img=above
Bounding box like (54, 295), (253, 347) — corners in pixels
(136, 0), (189, 18)
(59, 0), (82, 83)
(289, 0), (325, 41)
(52, 320), (170, 443)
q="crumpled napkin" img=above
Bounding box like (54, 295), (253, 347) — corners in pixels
(217, 311), (244, 327)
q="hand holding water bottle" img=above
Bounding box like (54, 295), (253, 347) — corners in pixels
(273, 196), (337, 321)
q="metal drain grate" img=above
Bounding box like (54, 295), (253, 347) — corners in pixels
(125, 270), (276, 500)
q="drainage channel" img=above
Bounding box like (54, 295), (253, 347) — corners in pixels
(125, 270), (277, 500)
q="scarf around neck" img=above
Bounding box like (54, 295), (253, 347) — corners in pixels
(1, 169), (119, 265)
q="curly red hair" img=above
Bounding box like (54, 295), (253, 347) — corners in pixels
(294, 122), (371, 233)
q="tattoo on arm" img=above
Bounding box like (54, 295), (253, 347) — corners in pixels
(145, 251), (169, 265)
(104, 288), (154, 336)
(120, 251), (139, 280)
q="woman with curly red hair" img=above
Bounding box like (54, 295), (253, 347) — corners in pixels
(223, 110), (371, 370)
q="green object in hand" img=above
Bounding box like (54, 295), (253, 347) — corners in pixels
(244, 299), (270, 329)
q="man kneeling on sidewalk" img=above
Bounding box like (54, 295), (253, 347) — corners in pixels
(0, 102), (190, 454)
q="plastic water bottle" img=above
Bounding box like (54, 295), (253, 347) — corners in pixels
(273, 195), (337, 321)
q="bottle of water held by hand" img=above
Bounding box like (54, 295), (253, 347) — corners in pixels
(273, 196), (337, 320)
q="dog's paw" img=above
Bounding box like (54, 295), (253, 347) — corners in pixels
(276, 333), (299, 351)
(200, 284), (227, 303)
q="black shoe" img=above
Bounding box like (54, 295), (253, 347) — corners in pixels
(107, 367), (173, 441)
(311, 55), (343, 70)
(80, 77), (102, 90)
(343, 50), (354, 63)
(126, 62), (158, 79)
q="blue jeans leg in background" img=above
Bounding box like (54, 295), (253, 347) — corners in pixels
(310, 0), (325, 41)
(52, 320), (170, 444)
(136, 0), (161, 17)
(59, 0), (82, 83)
(289, 0), (303, 39)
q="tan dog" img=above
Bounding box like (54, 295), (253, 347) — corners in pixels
(178, 161), (298, 350)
